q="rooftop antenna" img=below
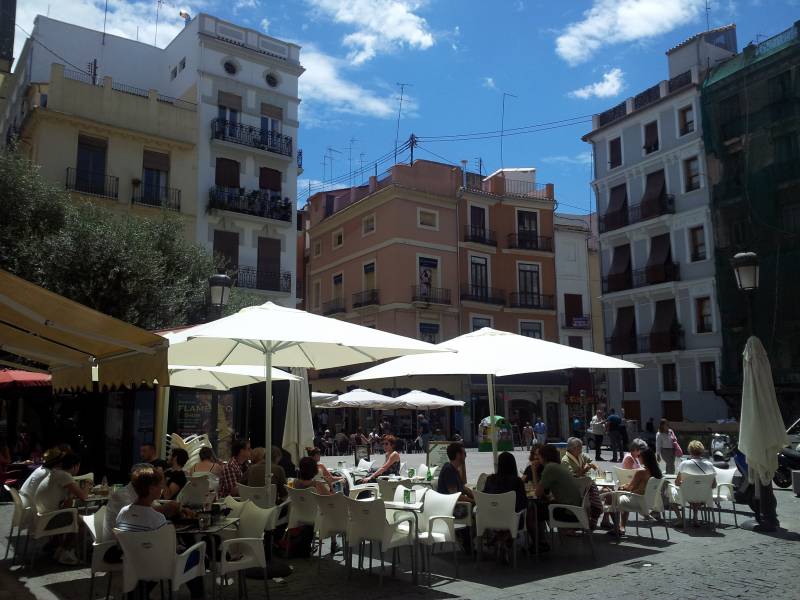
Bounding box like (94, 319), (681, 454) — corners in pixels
(394, 82), (412, 164)
(326, 146), (341, 185)
(500, 91), (517, 170)
(154, 0), (169, 46)
(345, 137), (358, 187)
(705, 0), (710, 31)
(359, 152), (366, 174)
(102, 0), (109, 45)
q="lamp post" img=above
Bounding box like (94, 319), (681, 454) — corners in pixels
(208, 273), (232, 320)
(731, 251), (778, 531)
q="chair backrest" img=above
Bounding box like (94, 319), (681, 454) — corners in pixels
(6, 486), (28, 527)
(679, 473), (715, 505)
(473, 490), (517, 533)
(399, 462), (408, 476)
(643, 477), (666, 512)
(83, 505), (108, 543)
(114, 525), (177, 593)
(191, 471), (219, 492)
(287, 487), (318, 527)
(176, 477), (210, 506)
(340, 468), (356, 490)
(238, 500), (270, 538)
(714, 467), (736, 487)
(475, 473), (488, 492)
(238, 484), (269, 508)
(613, 467), (638, 487)
(314, 492), (349, 538)
(345, 496), (387, 543)
(420, 490), (460, 537)
(418, 464), (438, 478)
(223, 496), (250, 518)
(378, 478), (411, 499)
(357, 459), (374, 471)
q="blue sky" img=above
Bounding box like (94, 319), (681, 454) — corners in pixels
(15, 1), (800, 212)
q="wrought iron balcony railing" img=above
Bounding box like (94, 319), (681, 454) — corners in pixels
(561, 314), (592, 329)
(601, 194), (675, 233)
(236, 267), (291, 293)
(322, 298), (346, 316)
(411, 286), (452, 305)
(211, 118), (293, 157)
(508, 292), (555, 310)
(132, 184), (181, 211)
(507, 233), (553, 251)
(352, 289), (379, 308)
(603, 263), (680, 293)
(463, 225), (497, 246)
(461, 285), (506, 305)
(66, 167), (119, 199)
(208, 186), (292, 221)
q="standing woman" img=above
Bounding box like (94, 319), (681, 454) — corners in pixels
(655, 419), (677, 474)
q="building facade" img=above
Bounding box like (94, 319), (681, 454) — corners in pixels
(582, 27), (738, 425)
(701, 21), (800, 420)
(303, 159), (570, 440)
(0, 14), (302, 305)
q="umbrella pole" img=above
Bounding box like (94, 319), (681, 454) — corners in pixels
(264, 349), (274, 505)
(487, 374), (498, 473)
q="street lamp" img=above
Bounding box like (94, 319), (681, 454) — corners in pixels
(208, 273), (232, 315)
(732, 251), (759, 292)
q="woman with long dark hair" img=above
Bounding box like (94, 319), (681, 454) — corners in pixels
(611, 448), (663, 535)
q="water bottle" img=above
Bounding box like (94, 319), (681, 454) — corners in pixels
(426, 467), (433, 482)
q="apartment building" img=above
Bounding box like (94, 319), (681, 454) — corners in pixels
(0, 14), (302, 304)
(303, 159), (570, 439)
(582, 26), (738, 425)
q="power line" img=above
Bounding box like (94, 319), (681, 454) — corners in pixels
(417, 119), (591, 143)
(418, 114), (592, 141)
(394, 82), (412, 163)
(414, 143), (458, 166)
(15, 24), (92, 75)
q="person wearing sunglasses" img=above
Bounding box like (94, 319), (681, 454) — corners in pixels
(360, 435), (401, 483)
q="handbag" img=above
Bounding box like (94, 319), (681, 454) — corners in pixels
(669, 430), (684, 458)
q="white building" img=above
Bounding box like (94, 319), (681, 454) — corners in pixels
(554, 213), (595, 351)
(1, 13), (303, 306)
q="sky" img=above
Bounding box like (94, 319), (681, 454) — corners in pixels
(13, 0), (800, 213)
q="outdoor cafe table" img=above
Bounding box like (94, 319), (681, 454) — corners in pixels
(174, 516), (240, 600)
(383, 500), (423, 584)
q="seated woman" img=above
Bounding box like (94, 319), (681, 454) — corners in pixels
(621, 438), (648, 470)
(359, 435), (401, 483)
(610, 448), (663, 535)
(307, 447), (343, 490)
(521, 445), (543, 485)
(162, 448), (189, 500)
(189, 447), (222, 477)
(483, 452), (527, 564)
(670, 440), (716, 526)
(293, 457), (332, 495)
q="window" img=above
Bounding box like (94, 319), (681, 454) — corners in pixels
(643, 121), (659, 154)
(472, 316), (492, 332)
(223, 60), (237, 75)
(516, 209), (539, 248)
(313, 241), (321, 257)
(700, 361), (717, 391)
(518, 263), (540, 304)
(678, 105), (694, 136)
(609, 136), (622, 169)
(363, 262), (376, 290)
(170, 67), (177, 80)
(623, 369), (637, 393)
(265, 72), (279, 88)
(312, 280), (321, 310)
(179, 57), (186, 71)
(418, 208), (438, 229)
(470, 255), (488, 289)
(362, 214), (375, 235)
(142, 150), (170, 204)
(662, 363), (677, 392)
(419, 322), (440, 344)
(689, 226), (706, 261)
(332, 273), (343, 299)
(520, 321), (543, 339)
(332, 229), (343, 249)
(684, 157), (700, 192)
(695, 297), (713, 333)
(75, 135), (108, 194)
(214, 157), (240, 188)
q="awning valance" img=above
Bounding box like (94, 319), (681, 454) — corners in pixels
(0, 269), (169, 391)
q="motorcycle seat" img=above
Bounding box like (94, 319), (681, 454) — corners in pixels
(782, 447), (800, 461)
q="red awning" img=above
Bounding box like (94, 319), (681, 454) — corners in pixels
(0, 369), (52, 389)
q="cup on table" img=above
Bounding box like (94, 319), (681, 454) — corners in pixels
(199, 514), (211, 530)
(605, 471), (613, 483)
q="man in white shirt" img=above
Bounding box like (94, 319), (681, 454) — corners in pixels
(19, 447), (67, 508)
(589, 410), (606, 461)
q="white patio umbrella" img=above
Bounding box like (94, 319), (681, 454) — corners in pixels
(345, 327), (641, 471)
(394, 390), (465, 410)
(311, 391), (337, 406)
(315, 388), (398, 409)
(739, 336), (789, 487)
(282, 368), (315, 466)
(167, 301), (448, 500)
(168, 364), (298, 391)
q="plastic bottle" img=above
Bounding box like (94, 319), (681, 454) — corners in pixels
(426, 467), (433, 481)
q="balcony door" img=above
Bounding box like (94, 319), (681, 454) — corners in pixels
(260, 103), (283, 148)
(564, 293), (583, 327)
(363, 262), (376, 291)
(213, 230), (239, 277)
(76, 135), (107, 194)
(470, 255), (488, 297)
(257, 236), (281, 291)
(518, 263), (540, 305)
(470, 205), (487, 237)
(218, 91), (241, 137)
(142, 150), (170, 204)
(517, 210), (538, 248)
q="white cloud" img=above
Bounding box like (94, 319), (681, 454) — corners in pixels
(299, 45), (404, 119)
(569, 68), (625, 99)
(555, 0), (706, 65)
(483, 77), (496, 89)
(541, 152), (593, 166)
(306, 0), (434, 64)
(234, 0), (260, 12)
(260, 17), (270, 32)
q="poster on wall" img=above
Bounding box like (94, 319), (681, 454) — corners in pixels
(426, 440), (453, 469)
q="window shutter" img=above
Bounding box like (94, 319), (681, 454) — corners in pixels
(259, 167), (282, 191)
(215, 158), (240, 188)
(260, 103), (283, 119)
(218, 91), (242, 111)
(143, 150), (170, 172)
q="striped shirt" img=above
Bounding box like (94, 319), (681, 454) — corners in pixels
(115, 503), (167, 532)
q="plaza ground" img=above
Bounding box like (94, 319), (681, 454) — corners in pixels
(2, 448), (799, 600)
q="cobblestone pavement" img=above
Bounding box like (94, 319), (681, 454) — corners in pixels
(2, 448), (799, 600)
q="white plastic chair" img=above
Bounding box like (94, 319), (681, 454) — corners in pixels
(712, 467), (738, 527)
(341, 468), (377, 500)
(81, 506), (122, 600)
(223, 496), (250, 519)
(672, 473), (716, 528)
(217, 500), (272, 599)
(475, 473), (488, 492)
(357, 459), (374, 471)
(313, 492), (349, 572)
(398, 462), (408, 477)
(286, 487), (318, 530)
(191, 471), (219, 494)
(613, 467), (638, 488)
(417, 464), (438, 479)
(114, 525), (206, 596)
(378, 478), (411, 500)
(3, 485), (31, 563)
(406, 490), (460, 585)
(605, 477), (669, 540)
(344, 497), (414, 584)
(238, 484), (269, 508)
(547, 478), (595, 557)
(27, 507), (79, 566)
(473, 490), (527, 566)
(177, 477), (210, 506)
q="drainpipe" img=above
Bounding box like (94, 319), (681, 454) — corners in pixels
(458, 160), (467, 443)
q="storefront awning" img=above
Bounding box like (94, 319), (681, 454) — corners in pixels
(0, 269), (169, 391)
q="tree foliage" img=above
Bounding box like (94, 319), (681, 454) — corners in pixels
(0, 145), (255, 330)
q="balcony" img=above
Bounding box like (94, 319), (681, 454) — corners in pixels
(639, 327), (685, 353)
(411, 285), (452, 305)
(633, 84), (661, 111)
(132, 184), (181, 211)
(461, 285), (505, 305)
(605, 336), (637, 355)
(507, 233), (553, 251)
(598, 208), (630, 234)
(598, 101), (627, 127)
(211, 118), (293, 157)
(463, 225), (497, 246)
(208, 186), (292, 222)
(603, 263), (680, 294)
(322, 298), (346, 316)
(602, 271), (633, 294)
(352, 289), (379, 308)
(65, 167), (119, 199)
(561, 314), (592, 329)
(668, 70), (692, 93)
(508, 292), (555, 310)
(236, 266), (291, 293)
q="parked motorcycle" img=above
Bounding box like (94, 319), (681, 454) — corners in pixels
(773, 446), (800, 488)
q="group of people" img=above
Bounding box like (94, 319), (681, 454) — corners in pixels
(588, 408), (630, 462)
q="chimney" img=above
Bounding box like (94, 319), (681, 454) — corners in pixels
(460, 160), (468, 188)
(368, 175), (377, 193)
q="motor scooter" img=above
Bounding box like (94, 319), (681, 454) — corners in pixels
(773, 446), (800, 488)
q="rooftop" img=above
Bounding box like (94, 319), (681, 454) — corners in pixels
(666, 23), (736, 54)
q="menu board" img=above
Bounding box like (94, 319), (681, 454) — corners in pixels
(353, 444), (370, 466)
(426, 440), (453, 469)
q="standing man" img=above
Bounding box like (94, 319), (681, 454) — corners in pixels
(219, 438), (251, 498)
(417, 413), (431, 454)
(522, 422), (534, 450)
(589, 410), (606, 462)
(533, 418), (547, 446)
(606, 408), (623, 463)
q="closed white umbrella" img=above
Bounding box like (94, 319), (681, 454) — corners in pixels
(282, 368), (315, 466)
(345, 327), (640, 471)
(739, 336), (788, 487)
(168, 364), (298, 391)
(167, 301), (447, 501)
(394, 390), (465, 410)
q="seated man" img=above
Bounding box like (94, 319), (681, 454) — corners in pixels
(116, 467), (204, 599)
